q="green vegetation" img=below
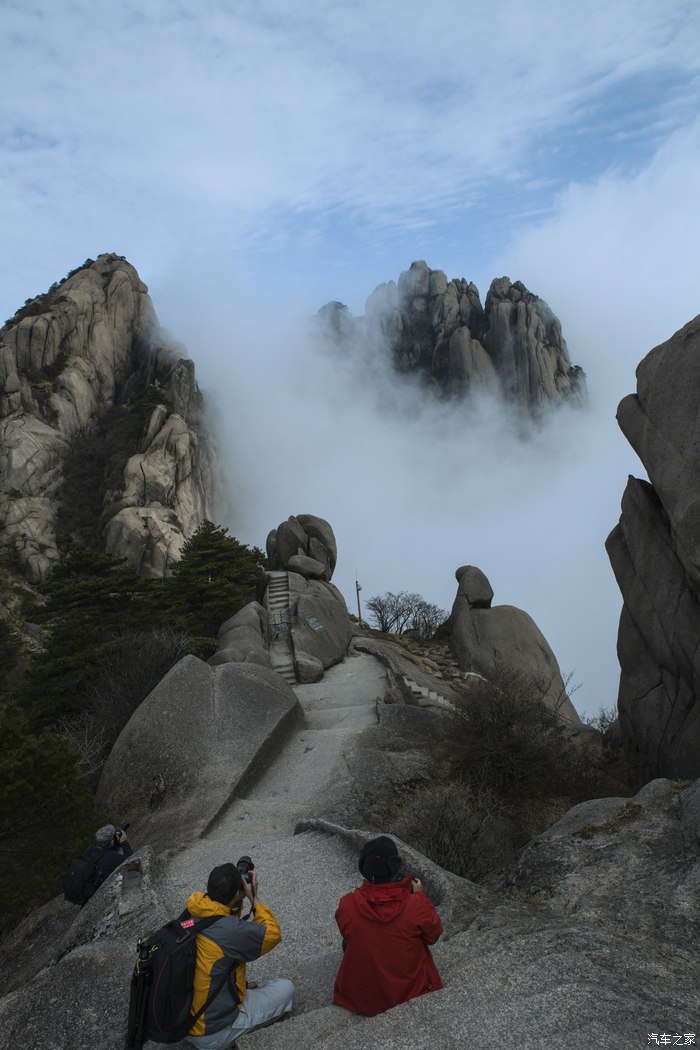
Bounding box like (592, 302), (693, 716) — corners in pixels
(1, 520), (266, 930)
(383, 667), (632, 883)
(165, 520), (266, 637)
(0, 701), (94, 921)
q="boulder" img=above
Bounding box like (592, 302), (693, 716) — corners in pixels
(448, 566), (579, 722)
(96, 655), (300, 850)
(287, 574), (353, 672)
(211, 602), (270, 668)
(454, 564), (494, 608)
(608, 313), (700, 777)
(295, 650), (325, 683)
(267, 514), (337, 581)
(288, 553), (327, 579)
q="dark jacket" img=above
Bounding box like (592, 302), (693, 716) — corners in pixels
(333, 876), (443, 1016)
(86, 841), (133, 887)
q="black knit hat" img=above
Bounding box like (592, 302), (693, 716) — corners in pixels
(358, 836), (401, 883)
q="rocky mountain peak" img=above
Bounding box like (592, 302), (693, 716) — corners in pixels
(0, 254), (215, 582)
(319, 261), (586, 416)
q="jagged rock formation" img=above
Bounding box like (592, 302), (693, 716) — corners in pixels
(446, 564), (580, 723)
(319, 261), (586, 416)
(213, 515), (352, 685)
(0, 254), (214, 581)
(607, 314), (700, 778)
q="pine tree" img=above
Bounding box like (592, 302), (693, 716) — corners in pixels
(163, 521), (266, 638)
(21, 548), (156, 726)
(0, 700), (94, 921)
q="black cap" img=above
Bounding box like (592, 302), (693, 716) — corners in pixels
(358, 836), (401, 883)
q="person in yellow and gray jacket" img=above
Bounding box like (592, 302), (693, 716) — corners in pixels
(185, 861), (294, 1049)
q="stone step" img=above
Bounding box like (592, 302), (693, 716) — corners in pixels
(304, 704), (378, 730)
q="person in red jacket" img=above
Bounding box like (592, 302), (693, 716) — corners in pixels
(332, 836), (444, 1016)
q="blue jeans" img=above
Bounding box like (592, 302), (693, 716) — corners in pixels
(187, 978), (295, 1049)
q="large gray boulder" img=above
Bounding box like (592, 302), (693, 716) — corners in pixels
(267, 513), (337, 580)
(0, 255), (215, 581)
(318, 261), (586, 417)
(447, 565), (580, 722)
(211, 601), (270, 668)
(608, 313), (700, 778)
(97, 655), (300, 849)
(287, 573), (353, 677)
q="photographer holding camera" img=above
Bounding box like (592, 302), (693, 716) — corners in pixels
(185, 856), (294, 1049)
(332, 836), (443, 1017)
(63, 822), (134, 906)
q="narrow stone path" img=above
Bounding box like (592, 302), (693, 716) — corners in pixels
(213, 650), (386, 839)
(162, 650), (390, 1037)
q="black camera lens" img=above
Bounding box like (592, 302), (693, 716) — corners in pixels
(236, 855), (254, 884)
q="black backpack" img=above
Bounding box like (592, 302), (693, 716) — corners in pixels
(126, 911), (237, 1049)
(63, 851), (101, 905)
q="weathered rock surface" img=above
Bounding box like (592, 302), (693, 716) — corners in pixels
(607, 314), (700, 777)
(319, 261), (586, 416)
(96, 655), (300, 850)
(267, 513), (337, 580)
(447, 564), (580, 722)
(211, 601), (270, 668)
(3, 764), (696, 1049)
(0, 254), (214, 581)
(286, 572), (353, 674)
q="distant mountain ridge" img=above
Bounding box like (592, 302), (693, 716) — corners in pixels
(0, 254), (215, 582)
(319, 261), (586, 415)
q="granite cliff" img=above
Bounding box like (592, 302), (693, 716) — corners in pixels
(319, 261), (586, 416)
(0, 254), (214, 582)
(607, 313), (700, 779)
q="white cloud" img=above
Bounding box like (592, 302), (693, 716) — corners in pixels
(2, 1), (699, 315)
(3, 0), (700, 719)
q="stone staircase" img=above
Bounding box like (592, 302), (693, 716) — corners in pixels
(265, 570), (297, 685)
(400, 675), (455, 711)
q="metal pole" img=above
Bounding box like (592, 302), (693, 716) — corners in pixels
(355, 580), (362, 624)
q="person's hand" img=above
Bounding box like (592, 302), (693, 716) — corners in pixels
(411, 877), (423, 894)
(117, 831), (128, 846)
(243, 870), (258, 904)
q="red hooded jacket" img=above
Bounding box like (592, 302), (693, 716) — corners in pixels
(333, 876), (443, 1016)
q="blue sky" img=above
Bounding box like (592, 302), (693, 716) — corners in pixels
(2, 0), (700, 716)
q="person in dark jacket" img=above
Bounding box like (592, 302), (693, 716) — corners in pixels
(333, 836), (443, 1016)
(87, 823), (133, 886)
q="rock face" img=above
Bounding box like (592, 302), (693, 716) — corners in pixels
(96, 655), (300, 849)
(2, 775), (696, 1048)
(319, 261), (586, 416)
(607, 313), (700, 778)
(447, 564), (580, 722)
(0, 254), (214, 581)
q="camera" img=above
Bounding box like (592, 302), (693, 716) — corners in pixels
(236, 855), (255, 886)
(113, 821), (130, 847)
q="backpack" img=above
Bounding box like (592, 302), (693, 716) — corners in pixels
(63, 850), (100, 905)
(125, 911), (238, 1049)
